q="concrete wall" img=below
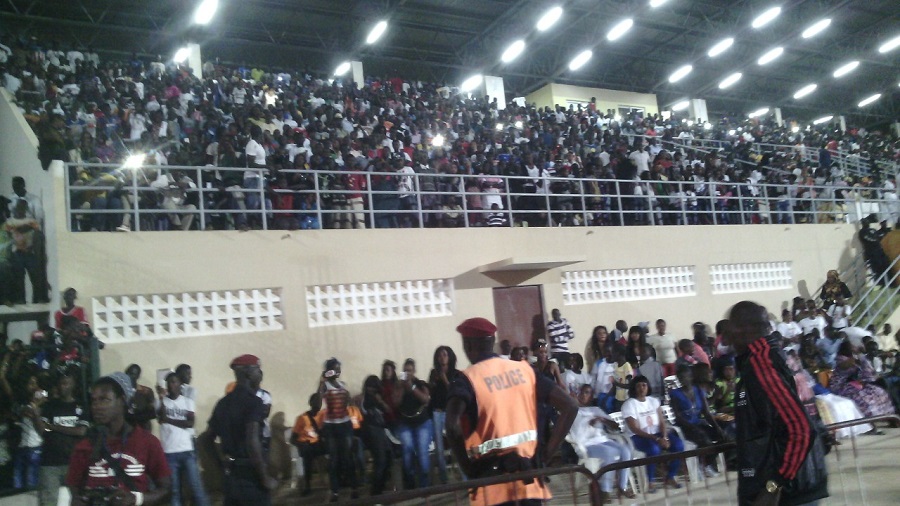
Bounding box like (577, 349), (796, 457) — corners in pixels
(0, 89), (60, 333)
(525, 83), (659, 115)
(54, 204), (859, 424)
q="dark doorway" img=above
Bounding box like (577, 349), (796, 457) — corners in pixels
(491, 285), (546, 351)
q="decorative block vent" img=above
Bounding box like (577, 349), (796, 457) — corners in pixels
(92, 288), (283, 341)
(562, 266), (696, 304)
(306, 279), (454, 327)
(710, 262), (793, 294)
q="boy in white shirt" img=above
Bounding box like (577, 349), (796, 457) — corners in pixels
(157, 373), (209, 506)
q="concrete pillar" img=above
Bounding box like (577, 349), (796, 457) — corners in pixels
(351, 61), (364, 89)
(483, 76), (506, 110)
(839, 115), (847, 132)
(774, 107), (783, 127)
(688, 99), (708, 124)
(893, 122), (900, 138)
(187, 43), (202, 80)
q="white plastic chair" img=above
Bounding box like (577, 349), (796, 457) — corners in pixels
(662, 404), (727, 483)
(609, 411), (649, 493)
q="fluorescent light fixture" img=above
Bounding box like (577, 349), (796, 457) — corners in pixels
(801, 18), (831, 39)
(749, 107), (770, 118)
(568, 49), (593, 71)
(536, 6), (563, 31)
(501, 39), (526, 63)
(607, 18), (634, 41)
(718, 72), (742, 89)
(366, 20), (388, 44)
(193, 0), (218, 25)
(878, 35), (900, 54)
(757, 47), (784, 65)
(432, 134), (444, 146)
(123, 153), (146, 169)
(495, 123), (504, 131)
(650, 0), (669, 7)
(812, 115), (833, 125)
(334, 61), (351, 76)
(515, 120), (523, 129)
(793, 83), (817, 99)
(752, 6), (782, 29)
(832, 60), (859, 78)
(668, 64), (693, 83)
(173, 47), (190, 63)
(858, 93), (882, 107)
(671, 100), (690, 111)
(460, 74), (483, 92)
(707, 38), (734, 58)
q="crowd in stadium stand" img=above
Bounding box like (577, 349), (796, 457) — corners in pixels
(1, 35), (898, 231)
(2, 279), (899, 501)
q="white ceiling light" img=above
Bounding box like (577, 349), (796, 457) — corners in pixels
(832, 60), (859, 78)
(671, 100), (690, 111)
(707, 37), (734, 58)
(752, 6), (782, 29)
(334, 61), (351, 76)
(749, 107), (770, 118)
(801, 18), (831, 39)
(812, 115), (833, 125)
(366, 20), (388, 44)
(858, 93), (882, 107)
(173, 46), (190, 63)
(650, 0), (669, 7)
(460, 74), (483, 92)
(607, 18), (634, 41)
(668, 64), (693, 83)
(501, 40), (526, 63)
(193, 0), (218, 25)
(568, 49), (593, 71)
(793, 83), (817, 99)
(536, 6), (563, 31)
(878, 35), (900, 54)
(718, 72), (743, 89)
(757, 47), (784, 65)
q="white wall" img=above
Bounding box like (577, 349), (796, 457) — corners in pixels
(526, 83), (659, 115)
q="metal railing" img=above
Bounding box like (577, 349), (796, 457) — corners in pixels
(65, 163), (900, 232)
(344, 464), (602, 506)
(857, 256), (900, 330)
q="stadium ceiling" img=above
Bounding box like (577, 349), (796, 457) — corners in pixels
(3, 0), (899, 126)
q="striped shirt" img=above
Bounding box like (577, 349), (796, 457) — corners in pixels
(322, 381), (350, 424)
(547, 318), (575, 353)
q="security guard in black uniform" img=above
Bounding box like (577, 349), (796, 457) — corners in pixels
(200, 354), (278, 505)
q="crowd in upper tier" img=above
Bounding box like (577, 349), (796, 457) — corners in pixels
(2, 35), (898, 231)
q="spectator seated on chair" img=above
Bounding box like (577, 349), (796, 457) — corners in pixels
(621, 375), (684, 493)
(290, 393), (326, 496)
(668, 365), (726, 478)
(568, 384), (635, 500)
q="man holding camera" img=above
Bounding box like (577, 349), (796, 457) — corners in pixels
(447, 317), (578, 506)
(66, 372), (171, 506)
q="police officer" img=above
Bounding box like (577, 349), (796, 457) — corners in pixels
(446, 317), (578, 506)
(200, 354), (278, 505)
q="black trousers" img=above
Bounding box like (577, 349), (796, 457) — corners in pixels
(223, 475), (270, 506)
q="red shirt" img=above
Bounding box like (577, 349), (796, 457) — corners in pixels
(66, 426), (170, 492)
(55, 306), (87, 329)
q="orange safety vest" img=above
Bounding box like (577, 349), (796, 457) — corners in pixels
(462, 357), (550, 506)
(348, 405), (364, 430)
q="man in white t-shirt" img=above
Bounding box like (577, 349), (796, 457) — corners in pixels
(629, 147), (650, 174)
(157, 373), (210, 506)
(775, 309), (803, 344)
(798, 301), (828, 337)
(646, 319), (678, 376)
(826, 296), (852, 331)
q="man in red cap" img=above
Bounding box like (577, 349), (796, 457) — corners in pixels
(200, 355), (277, 505)
(446, 317), (578, 506)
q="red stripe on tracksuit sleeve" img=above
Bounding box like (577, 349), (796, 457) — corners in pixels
(749, 341), (811, 480)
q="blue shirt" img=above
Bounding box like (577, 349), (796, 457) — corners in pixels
(816, 337), (843, 368)
(669, 385), (705, 425)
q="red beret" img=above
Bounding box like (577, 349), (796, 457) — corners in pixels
(230, 354), (261, 368)
(456, 317), (497, 339)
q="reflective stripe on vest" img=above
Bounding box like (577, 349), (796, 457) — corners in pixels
(466, 429), (538, 458)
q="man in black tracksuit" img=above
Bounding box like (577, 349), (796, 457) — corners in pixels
(728, 301), (828, 506)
